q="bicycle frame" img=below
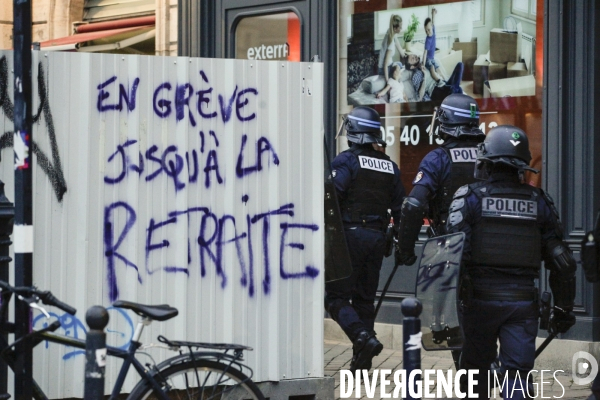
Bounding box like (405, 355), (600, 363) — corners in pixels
(0, 288), (259, 400)
(1, 316), (172, 400)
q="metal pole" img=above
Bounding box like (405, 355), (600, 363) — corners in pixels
(84, 306), (109, 400)
(0, 181), (13, 394)
(13, 0), (34, 398)
(401, 297), (422, 400)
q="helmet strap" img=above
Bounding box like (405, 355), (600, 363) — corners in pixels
(430, 107), (438, 137)
(336, 116), (347, 139)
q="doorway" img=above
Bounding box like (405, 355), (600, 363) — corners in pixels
(178, 0), (337, 160)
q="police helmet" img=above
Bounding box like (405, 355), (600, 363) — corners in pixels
(433, 94), (484, 139)
(345, 106), (383, 145)
(474, 125), (538, 179)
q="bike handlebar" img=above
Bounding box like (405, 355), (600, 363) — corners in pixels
(0, 280), (77, 315)
(36, 291), (77, 315)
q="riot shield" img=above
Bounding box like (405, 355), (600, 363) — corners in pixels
(324, 176), (353, 282)
(415, 232), (465, 351)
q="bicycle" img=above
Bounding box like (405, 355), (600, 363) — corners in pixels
(0, 280), (265, 400)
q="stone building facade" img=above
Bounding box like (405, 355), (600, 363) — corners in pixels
(0, 0), (177, 56)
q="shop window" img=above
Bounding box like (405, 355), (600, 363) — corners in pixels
(512, 0), (537, 21)
(235, 12), (301, 61)
(84, 0), (155, 22)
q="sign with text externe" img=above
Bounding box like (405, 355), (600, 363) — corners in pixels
(236, 12), (301, 61)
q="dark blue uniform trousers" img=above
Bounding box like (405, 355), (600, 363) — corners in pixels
(591, 374), (600, 399)
(324, 227), (386, 341)
(461, 299), (538, 400)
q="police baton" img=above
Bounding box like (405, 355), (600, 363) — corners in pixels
(374, 260), (401, 319)
(375, 218), (400, 320)
(535, 332), (558, 359)
(535, 291), (555, 359)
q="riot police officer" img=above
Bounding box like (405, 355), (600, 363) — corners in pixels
(324, 106), (406, 372)
(395, 94), (485, 367)
(396, 93), (485, 266)
(446, 125), (576, 399)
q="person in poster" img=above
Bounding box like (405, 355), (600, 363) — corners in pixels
(346, 1), (537, 106)
(422, 7), (447, 84)
(376, 63), (408, 103)
(378, 14), (407, 83)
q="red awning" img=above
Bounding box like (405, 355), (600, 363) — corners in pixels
(75, 15), (156, 34)
(39, 25), (153, 48)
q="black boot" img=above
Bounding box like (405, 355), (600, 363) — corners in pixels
(349, 331), (383, 372)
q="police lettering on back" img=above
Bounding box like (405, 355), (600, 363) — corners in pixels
(449, 148), (478, 163)
(482, 197), (537, 219)
(358, 156), (394, 174)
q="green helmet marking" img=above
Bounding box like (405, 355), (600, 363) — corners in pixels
(470, 104), (477, 118)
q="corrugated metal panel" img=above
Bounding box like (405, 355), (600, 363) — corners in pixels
(84, 0), (155, 21)
(0, 50), (324, 397)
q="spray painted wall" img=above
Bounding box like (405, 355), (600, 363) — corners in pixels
(0, 50), (324, 397)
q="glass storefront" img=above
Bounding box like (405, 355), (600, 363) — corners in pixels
(190, 0), (600, 344)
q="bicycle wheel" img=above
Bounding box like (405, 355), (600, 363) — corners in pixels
(127, 359), (265, 400)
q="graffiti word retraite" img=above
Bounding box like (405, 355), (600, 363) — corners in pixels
(104, 201), (319, 302)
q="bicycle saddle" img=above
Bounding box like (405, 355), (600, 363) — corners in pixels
(112, 300), (178, 321)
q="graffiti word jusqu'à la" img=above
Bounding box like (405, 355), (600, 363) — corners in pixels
(104, 134), (279, 192)
(104, 201), (320, 302)
(96, 70), (259, 126)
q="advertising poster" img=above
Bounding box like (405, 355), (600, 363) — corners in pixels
(347, 0), (536, 106)
(344, 0), (543, 193)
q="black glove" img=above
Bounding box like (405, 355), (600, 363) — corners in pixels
(395, 248), (417, 266)
(550, 307), (576, 334)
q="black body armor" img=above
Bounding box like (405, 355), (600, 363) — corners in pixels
(469, 181), (541, 269)
(428, 141), (480, 235)
(340, 146), (395, 228)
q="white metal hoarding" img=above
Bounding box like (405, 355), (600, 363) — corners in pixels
(0, 51), (324, 397)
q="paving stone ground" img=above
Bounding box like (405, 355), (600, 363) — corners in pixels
(324, 340), (592, 400)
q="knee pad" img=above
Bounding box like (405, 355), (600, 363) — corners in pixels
(325, 298), (350, 320)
